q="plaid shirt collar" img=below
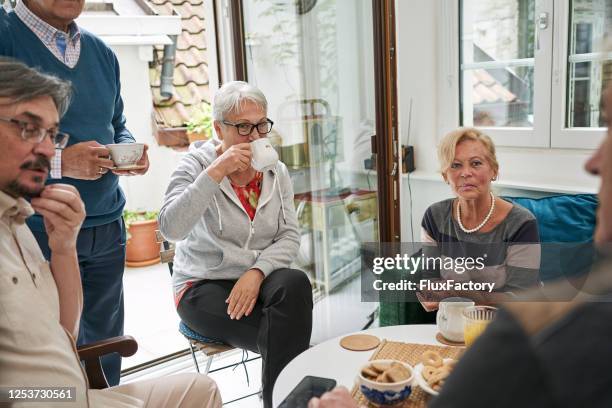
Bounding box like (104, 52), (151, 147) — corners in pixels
(15, 0), (80, 46)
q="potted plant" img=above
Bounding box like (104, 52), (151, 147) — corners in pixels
(123, 209), (160, 267)
(186, 102), (213, 143)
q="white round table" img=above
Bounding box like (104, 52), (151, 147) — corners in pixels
(273, 324), (439, 407)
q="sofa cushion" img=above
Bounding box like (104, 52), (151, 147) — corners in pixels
(504, 194), (597, 243)
(504, 194), (597, 281)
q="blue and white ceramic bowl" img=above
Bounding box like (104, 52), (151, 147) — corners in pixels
(357, 359), (413, 406)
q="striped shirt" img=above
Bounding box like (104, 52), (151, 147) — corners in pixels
(14, 0), (82, 179)
(420, 198), (541, 292)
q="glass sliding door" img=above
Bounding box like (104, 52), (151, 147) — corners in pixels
(240, 0), (382, 340)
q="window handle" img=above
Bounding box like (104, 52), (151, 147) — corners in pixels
(536, 12), (549, 50)
(390, 162), (398, 176)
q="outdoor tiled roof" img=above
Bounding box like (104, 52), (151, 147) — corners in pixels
(147, 0), (210, 128)
(472, 69), (518, 104)
(471, 68), (531, 126)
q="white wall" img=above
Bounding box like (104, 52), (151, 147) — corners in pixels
(111, 45), (184, 212)
(112, 1), (604, 224)
(395, 0), (601, 242)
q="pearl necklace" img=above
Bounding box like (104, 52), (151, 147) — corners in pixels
(456, 192), (495, 234)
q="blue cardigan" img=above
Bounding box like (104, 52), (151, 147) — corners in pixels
(0, 11), (134, 229)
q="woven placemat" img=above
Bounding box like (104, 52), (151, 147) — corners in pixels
(351, 340), (464, 407)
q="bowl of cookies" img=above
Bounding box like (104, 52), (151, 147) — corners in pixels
(413, 350), (457, 395)
(357, 359), (414, 405)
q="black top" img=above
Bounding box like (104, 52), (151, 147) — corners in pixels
(430, 298), (612, 407)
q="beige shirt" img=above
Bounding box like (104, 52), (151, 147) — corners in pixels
(0, 191), (141, 408)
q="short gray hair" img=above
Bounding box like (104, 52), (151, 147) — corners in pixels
(212, 81), (267, 122)
(0, 57), (72, 116)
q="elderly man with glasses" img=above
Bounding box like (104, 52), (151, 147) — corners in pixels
(0, 57), (222, 408)
(0, 0), (149, 385)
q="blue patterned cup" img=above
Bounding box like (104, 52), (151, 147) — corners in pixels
(357, 359), (413, 406)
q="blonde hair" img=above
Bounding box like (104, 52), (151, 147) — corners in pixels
(438, 127), (499, 179)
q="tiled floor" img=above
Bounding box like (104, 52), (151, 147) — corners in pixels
(122, 263), (185, 368)
(121, 263), (378, 406)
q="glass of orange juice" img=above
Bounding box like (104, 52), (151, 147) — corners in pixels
(463, 306), (497, 346)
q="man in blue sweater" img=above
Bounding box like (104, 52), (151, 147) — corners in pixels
(0, 0), (150, 385)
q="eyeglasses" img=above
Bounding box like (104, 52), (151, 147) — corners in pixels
(222, 118), (274, 136)
(0, 116), (69, 149)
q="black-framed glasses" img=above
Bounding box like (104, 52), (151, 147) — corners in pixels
(222, 118), (274, 136)
(0, 116), (69, 149)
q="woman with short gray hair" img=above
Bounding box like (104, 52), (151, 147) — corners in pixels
(159, 81), (313, 408)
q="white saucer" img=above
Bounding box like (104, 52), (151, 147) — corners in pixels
(112, 164), (146, 171)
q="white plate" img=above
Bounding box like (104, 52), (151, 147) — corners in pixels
(413, 358), (455, 396)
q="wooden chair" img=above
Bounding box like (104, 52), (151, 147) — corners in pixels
(78, 335), (138, 389)
(156, 230), (236, 374)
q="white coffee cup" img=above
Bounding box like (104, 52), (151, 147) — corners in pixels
(250, 138), (279, 171)
(436, 297), (475, 342)
(106, 143), (144, 168)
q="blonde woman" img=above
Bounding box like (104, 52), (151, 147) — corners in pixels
(419, 128), (541, 310)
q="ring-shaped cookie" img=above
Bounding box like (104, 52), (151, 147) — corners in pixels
(421, 350), (444, 367)
(427, 367), (450, 386)
(421, 365), (437, 382)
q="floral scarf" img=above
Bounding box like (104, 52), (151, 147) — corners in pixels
(230, 172), (263, 220)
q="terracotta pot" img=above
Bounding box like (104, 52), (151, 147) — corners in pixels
(155, 127), (189, 148)
(125, 219), (161, 267)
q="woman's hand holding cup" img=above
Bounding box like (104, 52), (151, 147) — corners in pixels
(206, 143), (252, 183)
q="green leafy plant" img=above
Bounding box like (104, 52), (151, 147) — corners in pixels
(186, 102), (213, 138)
(251, 0), (339, 104)
(123, 210), (159, 239)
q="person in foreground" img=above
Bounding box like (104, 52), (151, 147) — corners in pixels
(0, 0), (150, 385)
(0, 57), (221, 408)
(159, 81), (313, 408)
(309, 62), (612, 408)
(415, 127), (540, 316)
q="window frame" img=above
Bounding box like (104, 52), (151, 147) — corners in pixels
(459, 0), (553, 148)
(550, 0), (607, 149)
(439, 0), (607, 150)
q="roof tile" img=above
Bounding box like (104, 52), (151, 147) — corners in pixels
(472, 69), (518, 104)
(146, 0), (211, 130)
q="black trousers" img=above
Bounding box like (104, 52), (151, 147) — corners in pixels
(177, 268), (313, 408)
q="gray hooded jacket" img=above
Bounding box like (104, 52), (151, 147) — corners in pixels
(158, 139), (300, 297)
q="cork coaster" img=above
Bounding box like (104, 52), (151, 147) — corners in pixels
(340, 334), (381, 351)
(435, 332), (465, 347)
(351, 340), (464, 407)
